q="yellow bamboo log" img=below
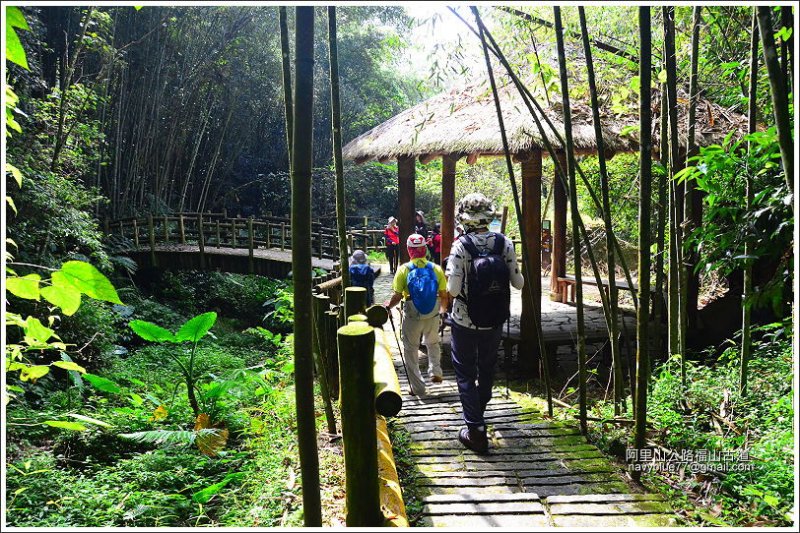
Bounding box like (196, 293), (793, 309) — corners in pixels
(373, 328), (402, 417)
(376, 415), (408, 527)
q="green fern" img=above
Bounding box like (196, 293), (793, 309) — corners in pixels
(118, 428), (223, 447)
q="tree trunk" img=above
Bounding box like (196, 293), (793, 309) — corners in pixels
(633, 6), (653, 482)
(291, 7), (322, 526)
(328, 7), (350, 288)
(279, 6), (294, 169)
(554, 7), (587, 435)
(684, 7), (702, 331)
(741, 9), (759, 396)
(757, 7), (794, 194)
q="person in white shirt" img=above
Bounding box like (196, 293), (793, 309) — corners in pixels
(445, 193), (524, 454)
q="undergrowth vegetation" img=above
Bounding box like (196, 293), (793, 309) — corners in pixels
(5, 271), (343, 527)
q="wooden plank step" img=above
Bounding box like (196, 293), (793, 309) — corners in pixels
(407, 428), (581, 441)
(552, 514), (677, 527)
(423, 501), (546, 515)
(420, 513), (551, 528)
(545, 493), (663, 504)
(423, 492), (541, 504)
(410, 445), (599, 458)
(418, 457), (608, 471)
(548, 501), (672, 515)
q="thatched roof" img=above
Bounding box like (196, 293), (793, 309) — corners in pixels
(342, 81), (749, 163)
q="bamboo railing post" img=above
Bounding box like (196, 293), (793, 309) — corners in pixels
(266, 222), (272, 248)
(222, 208), (228, 219)
(133, 218), (140, 248)
(248, 217), (255, 274)
(318, 228), (324, 259)
(119, 220), (125, 239)
(344, 286), (367, 321)
(231, 219), (238, 247)
(164, 215), (169, 242)
(325, 309), (341, 399)
(281, 222), (286, 251)
(313, 294), (337, 434)
(215, 220), (221, 247)
(179, 214), (186, 244)
(337, 322), (382, 527)
(147, 214), (156, 266)
(198, 213), (205, 269)
(373, 327), (402, 417)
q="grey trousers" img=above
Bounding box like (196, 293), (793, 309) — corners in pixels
(401, 311), (443, 395)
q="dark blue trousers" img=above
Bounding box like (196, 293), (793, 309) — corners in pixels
(450, 323), (503, 429)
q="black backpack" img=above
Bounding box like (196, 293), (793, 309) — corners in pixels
(458, 233), (510, 328)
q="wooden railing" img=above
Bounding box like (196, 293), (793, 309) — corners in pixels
(104, 213), (388, 261)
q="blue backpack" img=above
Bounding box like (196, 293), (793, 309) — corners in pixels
(349, 263), (373, 288)
(406, 262), (439, 315)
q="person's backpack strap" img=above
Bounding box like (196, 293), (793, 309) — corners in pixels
(491, 233), (505, 256)
(458, 234), (480, 258)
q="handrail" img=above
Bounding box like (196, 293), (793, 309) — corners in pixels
(104, 212), (388, 261)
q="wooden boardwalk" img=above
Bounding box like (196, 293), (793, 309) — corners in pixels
(371, 271), (674, 527)
(392, 364), (676, 527)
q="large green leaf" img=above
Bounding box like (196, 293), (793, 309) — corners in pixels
(5, 7), (29, 70)
(129, 319), (176, 343)
(52, 361), (86, 373)
(83, 373), (121, 394)
(41, 284), (82, 315)
(19, 365), (50, 382)
(44, 420), (87, 431)
(7, 7), (30, 30)
(24, 317), (54, 344)
(175, 312), (217, 342)
(68, 413), (113, 428)
(192, 472), (244, 504)
(55, 261), (122, 304)
(6, 273), (41, 300)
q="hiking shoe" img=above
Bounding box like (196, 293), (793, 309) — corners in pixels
(431, 375), (443, 383)
(458, 427), (488, 454)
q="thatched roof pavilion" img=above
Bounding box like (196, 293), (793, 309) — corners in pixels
(342, 80), (749, 373)
(343, 81), (749, 163)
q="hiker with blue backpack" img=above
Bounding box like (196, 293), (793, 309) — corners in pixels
(348, 249), (375, 306)
(382, 233), (448, 396)
(445, 193), (524, 454)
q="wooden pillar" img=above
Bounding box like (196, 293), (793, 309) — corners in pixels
(500, 205), (509, 234)
(397, 155), (415, 263)
(520, 149), (543, 373)
(248, 218), (255, 274)
(550, 151), (568, 300)
(163, 215), (169, 242)
(179, 214), (186, 244)
(198, 213), (205, 269)
(441, 155), (457, 263)
(147, 214), (157, 267)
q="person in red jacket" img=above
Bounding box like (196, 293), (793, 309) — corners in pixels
(384, 216), (400, 274)
(427, 222), (442, 264)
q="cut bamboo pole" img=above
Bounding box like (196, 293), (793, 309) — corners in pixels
(365, 304), (389, 327)
(373, 328), (402, 417)
(376, 415), (408, 526)
(216, 220), (221, 247)
(338, 322), (382, 527)
(344, 286), (367, 321)
(133, 218), (140, 248)
(231, 219), (237, 247)
(325, 309), (341, 400)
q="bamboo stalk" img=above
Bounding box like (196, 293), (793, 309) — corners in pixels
(281, 222), (286, 251)
(338, 322), (382, 526)
(579, 7), (624, 414)
(554, 7), (587, 435)
(179, 214), (186, 244)
(164, 215), (169, 242)
(291, 8), (321, 525)
(133, 218), (140, 248)
(741, 9), (759, 395)
(197, 213), (205, 269)
(329, 6), (351, 289)
(634, 6), (653, 483)
(216, 219), (221, 247)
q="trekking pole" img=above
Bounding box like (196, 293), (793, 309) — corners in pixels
(386, 306), (412, 394)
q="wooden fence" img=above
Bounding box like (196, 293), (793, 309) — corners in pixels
(105, 213), (388, 261)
